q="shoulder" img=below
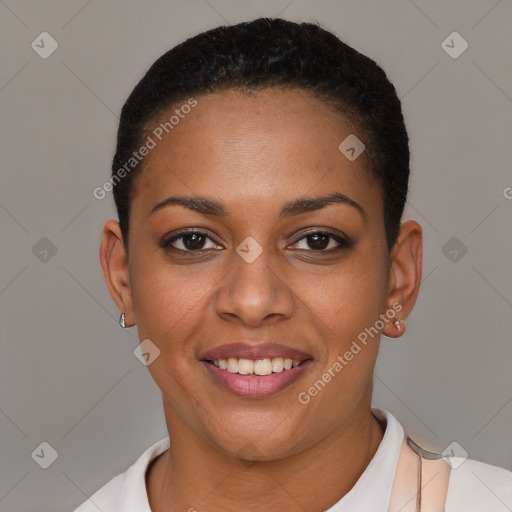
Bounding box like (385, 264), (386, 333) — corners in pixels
(73, 472), (124, 511)
(72, 436), (171, 512)
(445, 457), (512, 511)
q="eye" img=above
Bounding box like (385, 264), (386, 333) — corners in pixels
(289, 230), (352, 252)
(162, 229), (223, 252)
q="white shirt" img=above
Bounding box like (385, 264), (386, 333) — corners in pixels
(74, 407), (512, 511)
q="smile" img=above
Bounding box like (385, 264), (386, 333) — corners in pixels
(207, 357), (303, 376)
(200, 341), (312, 398)
(201, 358), (312, 398)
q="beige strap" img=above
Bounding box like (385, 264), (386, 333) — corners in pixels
(389, 436), (451, 512)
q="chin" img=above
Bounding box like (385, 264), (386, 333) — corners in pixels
(200, 409), (313, 462)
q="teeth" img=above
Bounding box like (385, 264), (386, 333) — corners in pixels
(238, 359), (254, 375)
(227, 357), (239, 373)
(272, 357), (284, 372)
(211, 357), (303, 375)
(254, 359), (272, 376)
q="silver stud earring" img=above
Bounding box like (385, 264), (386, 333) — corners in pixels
(119, 313), (127, 329)
(394, 318), (402, 332)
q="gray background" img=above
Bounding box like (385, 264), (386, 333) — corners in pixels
(1, 1), (511, 511)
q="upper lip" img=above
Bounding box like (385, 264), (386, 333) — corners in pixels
(200, 342), (312, 362)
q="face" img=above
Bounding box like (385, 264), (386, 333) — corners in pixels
(103, 88), (416, 461)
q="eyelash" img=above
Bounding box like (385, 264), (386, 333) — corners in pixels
(161, 228), (353, 254)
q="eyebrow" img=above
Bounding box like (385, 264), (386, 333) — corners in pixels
(150, 192), (366, 222)
(280, 192), (366, 221)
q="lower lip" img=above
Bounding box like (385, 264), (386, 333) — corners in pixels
(201, 360), (312, 399)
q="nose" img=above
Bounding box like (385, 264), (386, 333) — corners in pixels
(214, 246), (294, 327)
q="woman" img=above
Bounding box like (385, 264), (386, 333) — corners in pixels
(76, 17), (511, 511)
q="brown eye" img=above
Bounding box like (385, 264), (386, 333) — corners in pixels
(290, 231), (352, 252)
(181, 233), (207, 250)
(162, 230), (223, 252)
(305, 233), (329, 250)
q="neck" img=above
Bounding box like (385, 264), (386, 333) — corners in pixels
(146, 405), (385, 512)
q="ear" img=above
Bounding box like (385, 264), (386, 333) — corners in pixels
(99, 220), (135, 327)
(382, 220), (423, 338)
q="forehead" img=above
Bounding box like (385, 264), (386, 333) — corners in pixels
(131, 88), (380, 216)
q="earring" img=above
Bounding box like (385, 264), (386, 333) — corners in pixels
(394, 318), (404, 332)
(119, 313), (127, 329)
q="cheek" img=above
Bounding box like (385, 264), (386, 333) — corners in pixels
(297, 254), (388, 339)
(128, 256), (211, 408)
(128, 250), (212, 349)
(293, 252), (389, 409)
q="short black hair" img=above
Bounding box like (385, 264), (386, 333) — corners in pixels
(111, 17), (409, 251)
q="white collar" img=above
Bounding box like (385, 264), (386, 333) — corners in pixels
(326, 407), (404, 511)
(116, 406), (403, 511)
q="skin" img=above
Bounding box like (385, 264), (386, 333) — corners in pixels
(100, 87), (422, 511)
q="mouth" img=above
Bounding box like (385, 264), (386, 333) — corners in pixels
(203, 357), (307, 375)
(199, 342), (313, 399)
